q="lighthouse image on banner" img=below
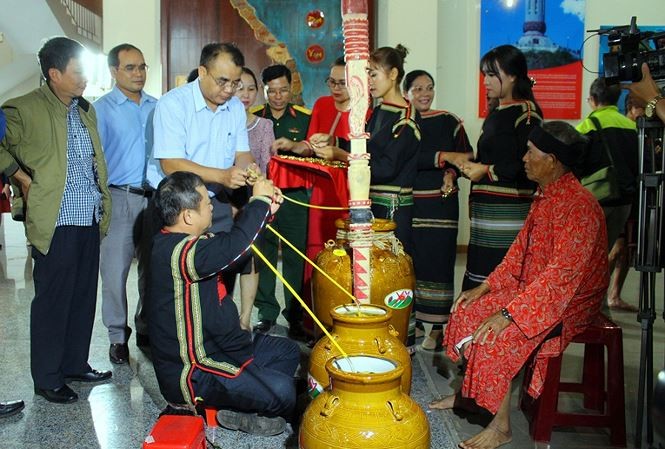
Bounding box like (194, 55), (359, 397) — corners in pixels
(479, 0), (585, 119)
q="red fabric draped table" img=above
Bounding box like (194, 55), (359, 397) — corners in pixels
(267, 155), (349, 333)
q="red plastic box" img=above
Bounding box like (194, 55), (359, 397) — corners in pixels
(143, 415), (206, 449)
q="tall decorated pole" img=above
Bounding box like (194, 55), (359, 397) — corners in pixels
(341, 0), (372, 304)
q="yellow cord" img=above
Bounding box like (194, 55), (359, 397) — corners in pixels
(251, 243), (348, 359)
(282, 194), (349, 211)
(266, 224), (358, 304)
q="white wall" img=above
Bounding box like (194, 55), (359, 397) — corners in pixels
(376, 0), (664, 246)
(102, 0), (161, 98)
(0, 73), (40, 106)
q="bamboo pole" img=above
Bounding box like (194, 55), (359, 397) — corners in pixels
(342, 0), (372, 304)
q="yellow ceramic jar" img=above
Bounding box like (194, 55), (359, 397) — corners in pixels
(300, 355), (429, 449)
(308, 304), (411, 397)
(312, 218), (415, 342)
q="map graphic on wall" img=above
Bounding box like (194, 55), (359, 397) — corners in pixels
(479, 0), (585, 119)
(231, 0), (345, 108)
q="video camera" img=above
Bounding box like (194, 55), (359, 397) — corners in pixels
(597, 16), (665, 84)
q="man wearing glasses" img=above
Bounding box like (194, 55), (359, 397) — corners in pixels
(271, 57), (353, 161)
(250, 65), (311, 338)
(94, 43), (157, 365)
(148, 42), (257, 300)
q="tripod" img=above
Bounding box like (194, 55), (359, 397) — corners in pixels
(634, 115), (665, 449)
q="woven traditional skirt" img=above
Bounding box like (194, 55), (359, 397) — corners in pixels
(412, 189), (458, 325)
(462, 187), (532, 290)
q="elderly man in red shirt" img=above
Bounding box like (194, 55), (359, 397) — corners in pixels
(430, 121), (609, 449)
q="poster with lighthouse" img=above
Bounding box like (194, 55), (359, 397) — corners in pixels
(479, 0), (585, 119)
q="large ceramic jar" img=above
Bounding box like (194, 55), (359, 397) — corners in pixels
(308, 304), (411, 397)
(300, 355), (430, 449)
(312, 218), (415, 342)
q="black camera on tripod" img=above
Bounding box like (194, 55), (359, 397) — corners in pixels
(600, 16), (665, 84)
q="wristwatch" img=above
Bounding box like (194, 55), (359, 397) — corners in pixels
(645, 94), (664, 118)
(500, 307), (513, 322)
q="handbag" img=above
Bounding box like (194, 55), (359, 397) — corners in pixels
(580, 116), (620, 203)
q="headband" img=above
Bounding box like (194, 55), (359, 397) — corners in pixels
(528, 126), (578, 167)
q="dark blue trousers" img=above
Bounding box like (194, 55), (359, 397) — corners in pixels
(31, 225), (100, 389)
(192, 334), (300, 419)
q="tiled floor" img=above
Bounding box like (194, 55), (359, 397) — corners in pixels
(0, 214), (663, 448)
(0, 216), (458, 449)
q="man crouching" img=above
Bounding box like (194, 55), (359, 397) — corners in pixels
(148, 171), (299, 436)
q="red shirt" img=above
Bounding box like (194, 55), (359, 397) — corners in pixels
(306, 95), (351, 140)
(443, 172), (608, 413)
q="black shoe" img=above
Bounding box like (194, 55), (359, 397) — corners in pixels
(254, 319), (275, 334)
(0, 400), (25, 418)
(287, 321), (308, 341)
(65, 369), (112, 383)
(109, 343), (129, 364)
(34, 385), (78, 404)
(136, 333), (150, 348)
(216, 409), (286, 436)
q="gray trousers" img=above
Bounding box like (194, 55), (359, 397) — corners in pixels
(100, 188), (149, 344)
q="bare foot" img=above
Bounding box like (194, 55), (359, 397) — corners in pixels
(608, 299), (638, 312)
(429, 394), (455, 410)
(459, 424), (512, 449)
(429, 394), (478, 412)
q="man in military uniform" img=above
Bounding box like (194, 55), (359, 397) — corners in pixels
(251, 64), (310, 338)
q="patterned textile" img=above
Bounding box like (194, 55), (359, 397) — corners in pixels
(412, 110), (472, 325)
(462, 101), (542, 289)
(247, 116), (274, 175)
(55, 98), (102, 226)
(443, 172), (608, 414)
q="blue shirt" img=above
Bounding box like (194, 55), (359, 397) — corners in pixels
(146, 80), (249, 189)
(56, 98), (103, 226)
(94, 86), (157, 187)
(0, 109), (6, 141)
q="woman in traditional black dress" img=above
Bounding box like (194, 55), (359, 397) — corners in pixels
(459, 45), (543, 290)
(365, 44), (421, 254)
(403, 70), (473, 350)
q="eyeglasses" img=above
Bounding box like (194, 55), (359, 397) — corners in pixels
(208, 74), (243, 91)
(119, 64), (149, 73)
(325, 77), (346, 89)
(265, 87), (291, 97)
(410, 86), (434, 94)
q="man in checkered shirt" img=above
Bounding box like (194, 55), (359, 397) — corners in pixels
(0, 37), (113, 404)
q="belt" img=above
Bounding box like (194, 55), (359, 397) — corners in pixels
(109, 184), (154, 198)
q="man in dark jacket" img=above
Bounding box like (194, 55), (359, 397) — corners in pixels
(148, 171), (299, 436)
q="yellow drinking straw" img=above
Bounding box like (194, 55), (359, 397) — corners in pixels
(251, 243), (348, 359)
(266, 224), (358, 305)
(281, 193), (348, 211)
